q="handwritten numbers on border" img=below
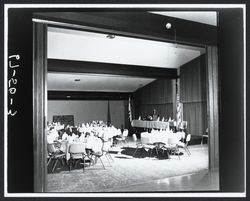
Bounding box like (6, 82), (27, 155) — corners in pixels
(8, 54), (20, 116)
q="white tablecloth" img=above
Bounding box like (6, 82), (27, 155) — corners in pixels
(57, 136), (111, 160)
(140, 131), (185, 144)
(131, 120), (170, 129)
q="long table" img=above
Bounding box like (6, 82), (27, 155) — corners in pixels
(131, 120), (170, 130)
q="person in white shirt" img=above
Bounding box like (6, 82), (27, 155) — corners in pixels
(61, 131), (68, 140)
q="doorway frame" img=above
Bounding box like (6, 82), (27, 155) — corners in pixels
(33, 16), (219, 192)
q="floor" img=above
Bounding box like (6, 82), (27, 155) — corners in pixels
(47, 138), (219, 193)
(109, 169), (219, 192)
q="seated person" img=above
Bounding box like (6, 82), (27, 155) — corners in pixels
(61, 131), (69, 140)
(152, 109), (158, 121)
(145, 115), (153, 121)
(47, 128), (59, 143)
(79, 132), (87, 143)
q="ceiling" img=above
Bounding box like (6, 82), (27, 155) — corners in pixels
(48, 73), (155, 92)
(48, 27), (205, 69)
(47, 13), (208, 93)
(150, 11), (217, 26)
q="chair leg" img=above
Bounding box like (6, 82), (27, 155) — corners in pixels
(87, 154), (94, 166)
(175, 149), (180, 160)
(186, 147), (191, 156)
(98, 157), (106, 169)
(60, 157), (65, 166)
(155, 147), (159, 156)
(47, 157), (52, 166)
(68, 158), (72, 172)
(74, 159), (79, 168)
(105, 154), (112, 167)
(173, 148), (180, 160)
(177, 148), (181, 160)
(108, 153), (114, 162)
(82, 157), (85, 172)
(52, 159), (58, 173)
(133, 147), (139, 157)
(166, 149), (170, 160)
(149, 149), (153, 158)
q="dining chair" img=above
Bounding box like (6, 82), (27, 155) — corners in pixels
(132, 133), (137, 144)
(201, 128), (209, 146)
(178, 134), (191, 156)
(89, 137), (108, 169)
(102, 138), (114, 163)
(47, 143), (67, 173)
(179, 121), (188, 131)
(116, 129), (129, 146)
(165, 137), (180, 160)
(68, 143), (88, 172)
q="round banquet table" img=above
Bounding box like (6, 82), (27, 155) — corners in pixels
(140, 131), (185, 145)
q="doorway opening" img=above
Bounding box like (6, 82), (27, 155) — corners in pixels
(33, 11), (219, 193)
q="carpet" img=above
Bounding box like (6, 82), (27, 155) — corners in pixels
(47, 145), (208, 192)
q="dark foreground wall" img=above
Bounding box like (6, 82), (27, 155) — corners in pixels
(5, 7), (245, 193)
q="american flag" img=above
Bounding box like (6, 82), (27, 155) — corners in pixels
(176, 94), (183, 130)
(128, 97), (132, 123)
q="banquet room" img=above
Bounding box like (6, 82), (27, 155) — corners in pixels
(32, 10), (222, 193)
(41, 12), (220, 193)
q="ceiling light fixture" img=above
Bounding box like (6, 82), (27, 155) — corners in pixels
(66, 95), (71, 98)
(106, 34), (115, 39)
(166, 22), (178, 52)
(166, 22), (172, 29)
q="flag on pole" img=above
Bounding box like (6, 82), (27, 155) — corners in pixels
(176, 93), (183, 130)
(128, 97), (132, 123)
(177, 103), (183, 129)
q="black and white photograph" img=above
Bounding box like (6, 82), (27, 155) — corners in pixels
(3, 3), (246, 197)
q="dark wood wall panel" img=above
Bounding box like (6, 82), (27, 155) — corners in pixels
(207, 46), (219, 170)
(180, 54), (207, 136)
(135, 79), (173, 104)
(183, 102), (207, 135)
(134, 79), (173, 119)
(33, 22), (47, 192)
(180, 54), (206, 102)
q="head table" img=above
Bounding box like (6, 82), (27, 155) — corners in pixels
(131, 120), (173, 130)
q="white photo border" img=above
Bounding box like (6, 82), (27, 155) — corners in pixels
(4, 3), (246, 197)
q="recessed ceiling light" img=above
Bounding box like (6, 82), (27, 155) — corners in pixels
(106, 34), (115, 39)
(74, 79), (80, 82)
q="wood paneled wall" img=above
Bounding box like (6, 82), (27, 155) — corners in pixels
(33, 22), (47, 192)
(134, 55), (207, 136)
(134, 79), (173, 119)
(206, 46), (219, 170)
(180, 54), (207, 136)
